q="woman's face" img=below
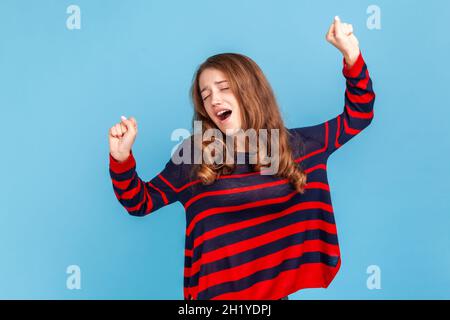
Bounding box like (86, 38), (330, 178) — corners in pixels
(198, 68), (242, 135)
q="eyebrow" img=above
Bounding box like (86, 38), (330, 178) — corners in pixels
(200, 80), (228, 94)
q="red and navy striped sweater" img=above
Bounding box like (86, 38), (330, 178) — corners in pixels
(109, 51), (375, 300)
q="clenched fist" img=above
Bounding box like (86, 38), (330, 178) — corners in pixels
(326, 16), (360, 67)
(109, 115), (138, 162)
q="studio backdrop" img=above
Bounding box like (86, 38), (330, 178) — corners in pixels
(1, 0), (449, 299)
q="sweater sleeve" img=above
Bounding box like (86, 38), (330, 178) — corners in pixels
(109, 149), (184, 217)
(291, 50), (375, 159)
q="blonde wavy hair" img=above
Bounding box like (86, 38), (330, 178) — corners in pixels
(190, 53), (307, 194)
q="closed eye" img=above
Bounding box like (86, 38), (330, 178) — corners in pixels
(202, 87), (230, 101)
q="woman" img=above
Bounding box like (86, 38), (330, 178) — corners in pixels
(108, 16), (375, 300)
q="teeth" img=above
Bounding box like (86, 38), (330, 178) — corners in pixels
(216, 109), (230, 116)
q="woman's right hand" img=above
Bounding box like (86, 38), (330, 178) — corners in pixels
(109, 116), (138, 162)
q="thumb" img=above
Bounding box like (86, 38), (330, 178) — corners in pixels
(120, 115), (137, 133)
(326, 20), (335, 41)
(128, 116), (138, 130)
(334, 15), (343, 37)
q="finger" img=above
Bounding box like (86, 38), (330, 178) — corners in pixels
(120, 115), (132, 131)
(348, 24), (353, 34)
(326, 21), (335, 42)
(120, 122), (128, 134)
(334, 15), (344, 37)
(342, 23), (349, 35)
(120, 115), (129, 131)
(344, 23), (352, 35)
(128, 116), (138, 130)
(115, 123), (123, 136)
(121, 118), (134, 134)
(110, 126), (118, 138)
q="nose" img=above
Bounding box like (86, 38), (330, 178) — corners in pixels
(211, 90), (223, 106)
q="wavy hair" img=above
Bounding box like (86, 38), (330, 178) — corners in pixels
(189, 53), (307, 194)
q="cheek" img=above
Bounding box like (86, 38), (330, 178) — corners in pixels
(203, 104), (213, 117)
(205, 106), (218, 122)
(226, 95), (240, 113)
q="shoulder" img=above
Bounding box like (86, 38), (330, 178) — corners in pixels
(287, 123), (326, 144)
(167, 134), (201, 183)
(286, 126), (327, 162)
(170, 133), (201, 165)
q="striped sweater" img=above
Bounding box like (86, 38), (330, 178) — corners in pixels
(109, 51), (375, 300)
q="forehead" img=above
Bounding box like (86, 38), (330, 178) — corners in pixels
(199, 68), (228, 87)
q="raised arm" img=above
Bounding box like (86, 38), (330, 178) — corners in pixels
(108, 116), (183, 216)
(291, 16), (375, 159)
(109, 150), (183, 216)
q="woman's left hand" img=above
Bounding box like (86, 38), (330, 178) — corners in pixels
(326, 16), (360, 67)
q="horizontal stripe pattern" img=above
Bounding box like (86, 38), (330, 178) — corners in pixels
(109, 51), (375, 300)
(290, 51), (375, 159)
(109, 150), (184, 216)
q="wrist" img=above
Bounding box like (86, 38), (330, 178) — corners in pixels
(109, 149), (136, 173)
(111, 151), (131, 163)
(343, 48), (360, 68)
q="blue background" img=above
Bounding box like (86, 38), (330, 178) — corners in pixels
(1, 0), (449, 299)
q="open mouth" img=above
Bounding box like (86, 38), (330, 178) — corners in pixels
(216, 109), (232, 122)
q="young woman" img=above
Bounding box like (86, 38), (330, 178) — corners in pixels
(108, 16), (375, 300)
